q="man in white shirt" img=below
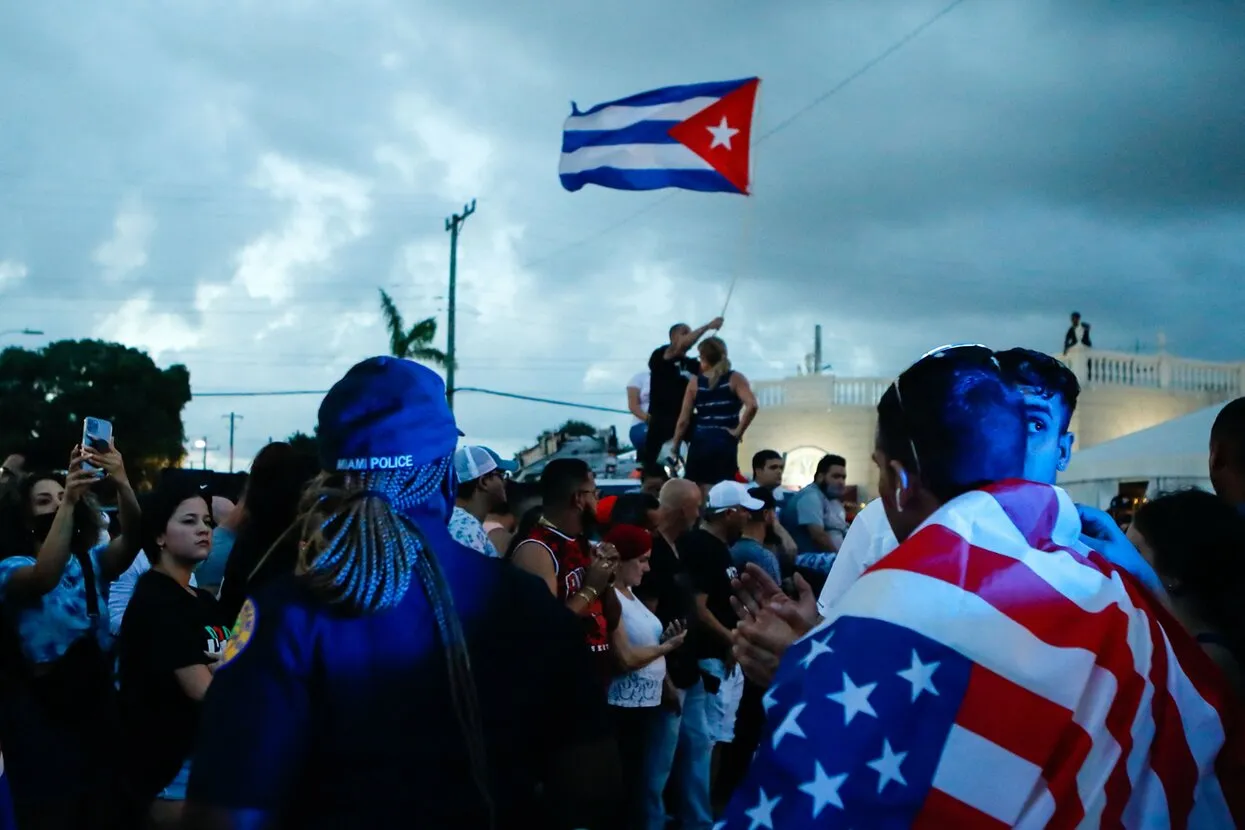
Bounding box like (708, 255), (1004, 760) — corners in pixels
(450, 445), (513, 557)
(625, 371), (650, 458)
(819, 347), (1081, 608)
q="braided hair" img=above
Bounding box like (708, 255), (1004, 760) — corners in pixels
(294, 456), (493, 826)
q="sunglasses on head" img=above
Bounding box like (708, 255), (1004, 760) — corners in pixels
(890, 344), (999, 479)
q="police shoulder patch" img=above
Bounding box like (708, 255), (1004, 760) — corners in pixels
(218, 598), (257, 669)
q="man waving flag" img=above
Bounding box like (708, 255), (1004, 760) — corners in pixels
(559, 77), (759, 194)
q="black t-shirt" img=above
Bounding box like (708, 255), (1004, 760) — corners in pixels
(118, 569), (233, 799)
(187, 511), (611, 829)
(680, 528), (740, 661)
(648, 346), (699, 423)
(635, 533), (699, 688)
(635, 534), (690, 627)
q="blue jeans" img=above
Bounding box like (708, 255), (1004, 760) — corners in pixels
(629, 422), (648, 458)
(642, 675), (715, 830)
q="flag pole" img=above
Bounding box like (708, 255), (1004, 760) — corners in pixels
(720, 79), (761, 322)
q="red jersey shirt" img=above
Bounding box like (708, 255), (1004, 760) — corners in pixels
(521, 520), (612, 679)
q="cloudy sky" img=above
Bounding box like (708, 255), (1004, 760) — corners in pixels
(2, 0), (1242, 470)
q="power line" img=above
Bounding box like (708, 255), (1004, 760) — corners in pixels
(192, 385), (630, 415)
(520, 0), (969, 270)
(755, 0), (969, 143)
(454, 388), (628, 415)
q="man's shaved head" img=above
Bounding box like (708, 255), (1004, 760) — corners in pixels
(659, 478), (700, 509)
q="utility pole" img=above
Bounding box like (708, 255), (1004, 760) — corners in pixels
(222, 412), (243, 473)
(444, 198), (476, 411)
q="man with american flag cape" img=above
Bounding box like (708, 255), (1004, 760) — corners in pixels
(720, 345), (1243, 828)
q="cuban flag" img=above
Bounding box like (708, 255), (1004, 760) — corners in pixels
(559, 77), (759, 195)
(719, 480), (1245, 829)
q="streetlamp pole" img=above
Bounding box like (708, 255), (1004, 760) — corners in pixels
(192, 438), (218, 470)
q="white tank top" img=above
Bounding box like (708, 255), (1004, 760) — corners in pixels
(607, 587), (665, 708)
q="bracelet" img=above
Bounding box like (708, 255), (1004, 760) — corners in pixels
(577, 586), (599, 604)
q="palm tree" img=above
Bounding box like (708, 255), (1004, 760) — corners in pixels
(377, 288), (453, 368)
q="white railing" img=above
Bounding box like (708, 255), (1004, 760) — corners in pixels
(752, 375), (890, 409)
(832, 378), (892, 406)
(751, 348), (1244, 411)
(1063, 346), (1245, 397)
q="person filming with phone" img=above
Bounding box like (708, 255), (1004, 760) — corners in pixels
(0, 434), (142, 830)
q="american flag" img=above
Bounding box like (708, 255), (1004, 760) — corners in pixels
(0, 746), (14, 830)
(719, 480), (1244, 829)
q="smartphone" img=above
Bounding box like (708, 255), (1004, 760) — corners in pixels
(81, 417), (113, 477)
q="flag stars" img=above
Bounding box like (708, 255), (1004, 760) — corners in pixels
(799, 634), (834, 669)
(799, 761), (847, 818)
(744, 787), (782, 830)
(771, 702), (807, 750)
(826, 671), (878, 725)
(761, 685), (779, 713)
(706, 116), (740, 150)
(897, 649), (940, 702)
(867, 739), (909, 793)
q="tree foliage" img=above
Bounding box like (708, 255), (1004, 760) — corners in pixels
(285, 428), (319, 459)
(378, 289), (452, 368)
(557, 419), (599, 439)
(0, 340), (192, 483)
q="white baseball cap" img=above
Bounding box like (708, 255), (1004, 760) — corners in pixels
(706, 480), (765, 513)
(454, 446), (501, 483)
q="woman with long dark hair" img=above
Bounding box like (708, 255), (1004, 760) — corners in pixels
(217, 441), (319, 622)
(183, 357), (619, 830)
(118, 480), (232, 827)
(0, 442), (141, 830)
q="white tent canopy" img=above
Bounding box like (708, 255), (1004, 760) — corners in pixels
(1058, 402), (1225, 507)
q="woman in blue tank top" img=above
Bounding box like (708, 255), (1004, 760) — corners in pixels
(672, 337), (759, 492)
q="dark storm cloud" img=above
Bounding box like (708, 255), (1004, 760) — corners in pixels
(1, 0), (1242, 462)
(496, 0), (1245, 362)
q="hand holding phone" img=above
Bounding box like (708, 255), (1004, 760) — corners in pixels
(81, 417), (113, 478)
(81, 418), (129, 486)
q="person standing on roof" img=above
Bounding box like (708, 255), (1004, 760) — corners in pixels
(642, 317), (723, 471)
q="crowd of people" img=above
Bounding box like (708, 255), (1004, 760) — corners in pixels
(0, 323), (1241, 828)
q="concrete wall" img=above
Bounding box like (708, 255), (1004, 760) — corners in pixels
(741, 404), (879, 497)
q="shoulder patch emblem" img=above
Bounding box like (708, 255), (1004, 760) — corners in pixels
(218, 598), (257, 669)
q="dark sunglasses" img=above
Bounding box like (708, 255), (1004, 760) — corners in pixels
(890, 344), (999, 478)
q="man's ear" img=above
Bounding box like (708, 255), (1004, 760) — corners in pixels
(1209, 439), (1225, 475)
(889, 459), (915, 508)
(1056, 432), (1075, 472)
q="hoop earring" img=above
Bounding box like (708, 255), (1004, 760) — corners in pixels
(894, 488), (904, 513)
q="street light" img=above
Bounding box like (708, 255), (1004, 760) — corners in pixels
(193, 438), (208, 470)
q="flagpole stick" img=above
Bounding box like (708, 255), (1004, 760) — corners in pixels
(720, 273), (740, 319)
(720, 79), (762, 327)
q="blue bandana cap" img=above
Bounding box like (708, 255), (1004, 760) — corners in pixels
(317, 356), (463, 474)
